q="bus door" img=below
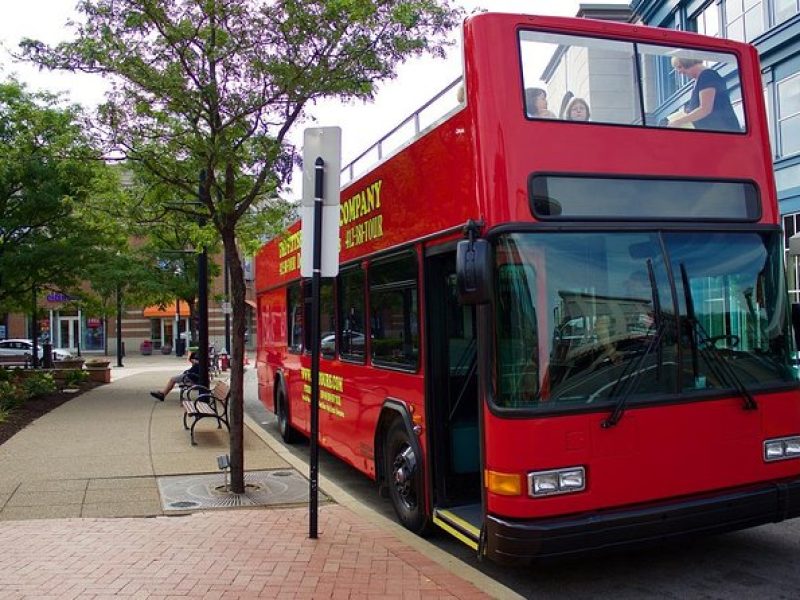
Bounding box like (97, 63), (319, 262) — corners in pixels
(425, 249), (482, 542)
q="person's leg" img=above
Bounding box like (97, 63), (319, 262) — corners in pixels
(162, 375), (180, 395)
(151, 374), (180, 401)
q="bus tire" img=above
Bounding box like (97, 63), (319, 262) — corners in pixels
(384, 418), (431, 535)
(276, 382), (299, 444)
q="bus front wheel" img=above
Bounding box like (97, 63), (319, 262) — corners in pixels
(276, 386), (299, 444)
(384, 419), (431, 535)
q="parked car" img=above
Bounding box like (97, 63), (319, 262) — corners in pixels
(320, 331), (366, 355)
(0, 339), (72, 361)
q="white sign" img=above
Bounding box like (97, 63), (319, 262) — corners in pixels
(221, 301), (232, 314)
(301, 127), (341, 278)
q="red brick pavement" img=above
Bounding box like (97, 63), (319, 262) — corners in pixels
(0, 505), (492, 599)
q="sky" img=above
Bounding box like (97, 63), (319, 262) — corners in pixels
(0, 0), (629, 198)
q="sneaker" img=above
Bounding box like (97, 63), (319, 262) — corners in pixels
(150, 391), (165, 401)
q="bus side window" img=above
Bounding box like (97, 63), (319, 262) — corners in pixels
(287, 283), (303, 354)
(369, 252), (419, 370)
(338, 266), (366, 363)
(319, 280), (336, 359)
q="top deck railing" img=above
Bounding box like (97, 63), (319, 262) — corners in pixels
(340, 76), (464, 185)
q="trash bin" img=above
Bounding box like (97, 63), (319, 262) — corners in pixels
(42, 343), (54, 369)
(175, 339), (186, 357)
(140, 340), (153, 355)
(220, 351), (230, 371)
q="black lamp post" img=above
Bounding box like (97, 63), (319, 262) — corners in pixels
(116, 283), (124, 367)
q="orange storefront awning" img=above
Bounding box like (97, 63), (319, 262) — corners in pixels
(245, 299), (257, 309)
(142, 301), (192, 318)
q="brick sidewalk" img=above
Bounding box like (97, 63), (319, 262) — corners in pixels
(0, 505), (491, 599)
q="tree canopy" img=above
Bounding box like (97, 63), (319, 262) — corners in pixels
(0, 79), (118, 313)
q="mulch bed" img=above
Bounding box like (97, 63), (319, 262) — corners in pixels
(0, 382), (101, 447)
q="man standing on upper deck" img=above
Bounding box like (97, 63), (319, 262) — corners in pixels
(668, 57), (741, 132)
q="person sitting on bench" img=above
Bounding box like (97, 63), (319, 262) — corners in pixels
(150, 352), (201, 401)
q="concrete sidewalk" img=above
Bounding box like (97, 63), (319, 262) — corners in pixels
(0, 356), (518, 599)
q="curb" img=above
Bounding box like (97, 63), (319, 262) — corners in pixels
(243, 412), (524, 600)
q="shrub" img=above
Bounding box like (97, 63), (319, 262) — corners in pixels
(0, 381), (28, 411)
(22, 372), (57, 398)
(63, 369), (90, 388)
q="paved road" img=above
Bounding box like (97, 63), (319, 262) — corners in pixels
(243, 369), (800, 599)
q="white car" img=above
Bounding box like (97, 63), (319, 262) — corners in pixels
(0, 339), (72, 361)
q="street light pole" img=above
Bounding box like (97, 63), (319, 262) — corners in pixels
(116, 283), (124, 367)
(224, 249), (230, 354)
(31, 286), (39, 369)
(197, 170), (210, 388)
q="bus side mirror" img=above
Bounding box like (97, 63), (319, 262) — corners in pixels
(456, 238), (492, 305)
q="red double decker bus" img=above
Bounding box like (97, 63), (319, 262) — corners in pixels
(255, 12), (800, 564)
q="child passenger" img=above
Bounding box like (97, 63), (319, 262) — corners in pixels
(566, 97), (591, 121)
(525, 87), (556, 119)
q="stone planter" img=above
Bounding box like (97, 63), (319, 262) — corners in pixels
(161, 344), (172, 355)
(86, 367), (111, 383)
(85, 360), (111, 369)
(53, 359), (85, 370)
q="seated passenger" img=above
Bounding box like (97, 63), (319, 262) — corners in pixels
(668, 57), (740, 132)
(525, 87), (556, 119)
(565, 97), (591, 121)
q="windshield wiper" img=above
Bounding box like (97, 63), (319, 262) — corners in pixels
(602, 260), (664, 429)
(679, 263), (757, 411)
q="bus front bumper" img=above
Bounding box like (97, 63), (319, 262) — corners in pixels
(485, 479), (800, 564)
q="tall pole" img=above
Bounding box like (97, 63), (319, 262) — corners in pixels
(309, 156), (324, 539)
(198, 170), (210, 388)
(116, 283), (124, 367)
(31, 286), (39, 369)
(224, 249), (230, 353)
(218, 189), (231, 355)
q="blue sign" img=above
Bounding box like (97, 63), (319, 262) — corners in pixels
(47, 293), (72, 302)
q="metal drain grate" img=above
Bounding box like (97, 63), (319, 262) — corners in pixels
(157, 469), (320, 512)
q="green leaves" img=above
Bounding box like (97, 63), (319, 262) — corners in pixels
(0, 80), (115, 312)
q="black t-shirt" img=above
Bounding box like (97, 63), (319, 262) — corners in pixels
(685, 68), (741, 132)
(184, 362), (201, 384)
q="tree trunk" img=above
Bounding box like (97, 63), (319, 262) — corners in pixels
(222, 225), (247, 494)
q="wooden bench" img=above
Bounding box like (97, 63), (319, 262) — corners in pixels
(182, 381), (230, 446)
(0, 355), (31, 367)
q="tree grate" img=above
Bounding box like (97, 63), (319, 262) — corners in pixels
(157, 469), (322, 511)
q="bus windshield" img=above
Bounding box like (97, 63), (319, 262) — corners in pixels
(494, 231), (795, 410)
(520, 30), (744, 132)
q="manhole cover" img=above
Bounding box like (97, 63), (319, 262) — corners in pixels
(170, 501), (199, 508)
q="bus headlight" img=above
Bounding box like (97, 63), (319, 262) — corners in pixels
(529, 466), (586, 497)
(763, 436), (800, 462)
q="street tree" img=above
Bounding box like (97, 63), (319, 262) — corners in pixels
(21, 0), (463, 493)
(0, 79), (118, 318)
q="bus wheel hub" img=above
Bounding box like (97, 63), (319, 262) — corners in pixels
(392, 446), (416, 498)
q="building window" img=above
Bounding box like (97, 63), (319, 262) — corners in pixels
(694, 2), (721, 36)
(783, 212), (800, 303)
(774, 0), (800, 24)
(724, 0), (764, 41)
(764, 83), (777, 155)
(778, 73), (800, 157)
